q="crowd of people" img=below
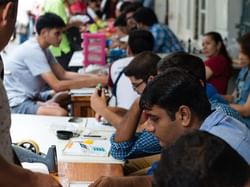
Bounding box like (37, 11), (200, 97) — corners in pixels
(1, 0), (250, 187)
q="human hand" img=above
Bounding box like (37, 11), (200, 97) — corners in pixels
(90, 88), (107, 114)
(95, 112), (102, 122)
(89, 176), (132, 187)
(32, 173), (62, 187)
(97, 74), (108, 85)
(4, 164), (62, 187)
(79, 25), (87, 32)
(89, 176), (152, 187)
(136, 121), (148, 132)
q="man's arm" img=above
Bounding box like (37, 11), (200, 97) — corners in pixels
(0, 155), (61, 187)
(223, 89), (236, 103)
(108, 97), (162, 160)
(230, 94), (250, 117)
(51, 62), (107, 83)
(89, 176), (152, 187)
(41, 71), (107, 92)
(40, 62), (107, 92)
(114, 97), (142, 142)
(110, 131), (161, 160)
(90, 89), (126, 128)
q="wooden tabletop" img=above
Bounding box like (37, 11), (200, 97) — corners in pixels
(57, 162), (124, 181)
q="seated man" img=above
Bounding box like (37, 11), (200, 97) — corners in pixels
(93, 51), (248, 176)
(133, 7), (184, 53)
(157, 52), (248, 126)
(0, 0), (61, 186)
(91, 30), (155, 127)
(91, 51), (161, 161)
(154, 130), (250, 187)
(108, 29), (154, 110)
(4, 13), (107, 116)
(89, 68), (250, 187)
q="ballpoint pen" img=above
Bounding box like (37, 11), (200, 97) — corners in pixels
(83, 135), (101, 138)
(82, 135), (107, 140)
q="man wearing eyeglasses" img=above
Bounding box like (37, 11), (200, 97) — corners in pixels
(0, 0), (62, 186)
(91, 51), (161, 176)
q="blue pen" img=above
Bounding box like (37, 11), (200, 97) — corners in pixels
(80, 143), (89, 150)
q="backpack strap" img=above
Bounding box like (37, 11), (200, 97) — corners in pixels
(111, 69), (124, 105)
(0, 55), (3, 80)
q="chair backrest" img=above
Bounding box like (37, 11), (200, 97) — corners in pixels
(82, 33), (106, 67)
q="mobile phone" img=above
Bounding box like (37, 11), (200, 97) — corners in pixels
(97, 83), (102, 96)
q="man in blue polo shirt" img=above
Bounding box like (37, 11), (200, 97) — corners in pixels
(89, 68), (250, 187)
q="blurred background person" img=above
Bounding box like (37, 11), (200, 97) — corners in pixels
(43, 0), (86, 71)
(16, 0), (37, 44)
(133, 7), (184, 53)
(202, 31), (232, 94)
(224, 32), (250, 126)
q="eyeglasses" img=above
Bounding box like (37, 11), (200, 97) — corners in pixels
(132, 80), (145, 90)
(126, 15), (134, 21)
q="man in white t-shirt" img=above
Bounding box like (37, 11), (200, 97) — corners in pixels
(4, 13), (107, 116)
(91, 30), (154, 127)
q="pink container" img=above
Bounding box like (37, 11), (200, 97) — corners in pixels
(82, 33), (106, 67)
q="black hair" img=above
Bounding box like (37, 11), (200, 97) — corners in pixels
(119, 1), (133, 13)
(157, 52), (206, 86)
(204, 32), (232, 66)
(0, 0), (17, 5)
(238, 32), (250, 58)
(35, 13), (66, 35)
(123, 2), (143, 14)
(140, 68), (211, 120)
(128, 29), (154, 54)
(124, 51), (160, 80)
(114, 13), (127, 27)
(133, 7), (158, 26)
(154, 130), (250, 187)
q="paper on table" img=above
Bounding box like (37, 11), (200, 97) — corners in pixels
(70, 87), (96, 95)
(69, 51), (84, 67)
(63, 139), (111, 157)
(70, 181), (92, 187)
(85, 118), (115, 131)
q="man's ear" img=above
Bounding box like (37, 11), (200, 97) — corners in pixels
(127, 46), (132, 56)
(1, 2), (14, 27)
(147, 75), (155, 83)
(175, 105), (191, 127)
(40, 28), (49, 37)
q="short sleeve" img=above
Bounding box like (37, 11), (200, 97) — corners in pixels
(24, 48), (52, 77)
(205, 56), (228, 76)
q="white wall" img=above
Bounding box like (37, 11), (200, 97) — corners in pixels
(227, 0), (242, 39)
(161, 0), (242, 46)
(154, 0), (167, 23)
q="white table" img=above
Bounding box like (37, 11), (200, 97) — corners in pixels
(10, 114), (123, 164)
(10, 114), (124, 182)
(69, 51), (84, 67)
